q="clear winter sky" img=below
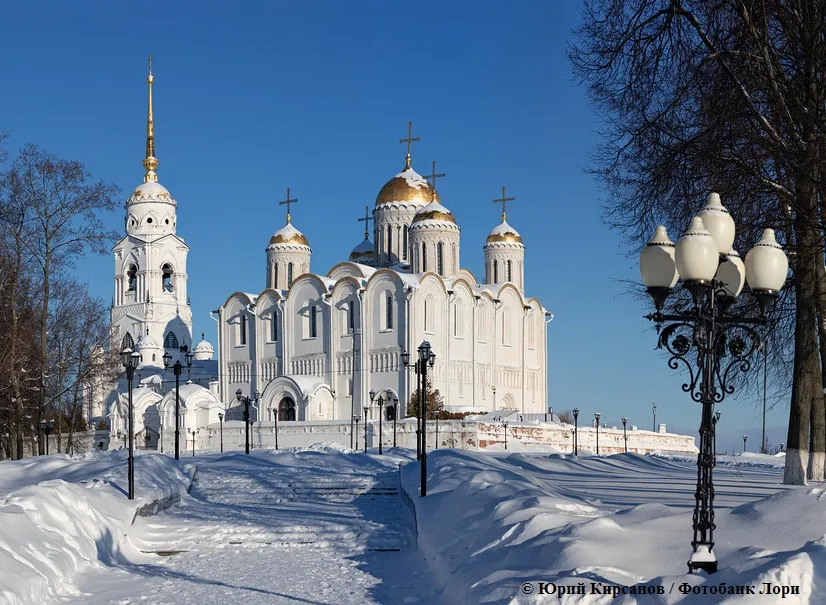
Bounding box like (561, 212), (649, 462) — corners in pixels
(0, 1), (787, 448)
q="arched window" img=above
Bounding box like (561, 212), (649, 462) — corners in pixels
(387, 225), (393, 258)
(126, 265), (137, 291)
(506, 260), (512, 282)
(422, 243), (427, 272)
(386, 294), (393, 330)
(402, 225), (409, 261)
(287, 263), (294, 287)
(501, 310), (507, 345)
(161, 264), (174, 292)
(494, 260), (499, 283)
(274, 265), (278, 288)
(310, 305), (317, 338)
(239, 313), (247, 345)
(271, 310), (278, 341)
(437, 243), (444, 275)
(348, 302), (355, 333)
(164, 332), (179, 349)
(121, 332), (134, 351)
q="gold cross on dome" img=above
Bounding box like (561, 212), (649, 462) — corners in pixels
(357, 205), (375, 239)
(422, 160), (446, 202)
(278, 187), (298, 223)
(493, 186), (516, 221)
(399, 121), (420, 169)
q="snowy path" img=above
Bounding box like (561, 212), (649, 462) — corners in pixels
(64, 450), (440, 605)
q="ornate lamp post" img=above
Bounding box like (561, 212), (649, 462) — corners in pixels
(418, 342), (436, 497)
(218, 412), (224, 453)
(120, 347), (141, 500)
(392, 397), (398, 448)
(712, 411), (721, 459)
(622, 417), (628, 453)
(743, 434), (748, 453)
(188, 427), (196, 457)
(235, 389), (254, 454)
(401, 350), (422, 459)
(39, 419), (55, 455)
(163, 346), (194, 460)
(503, 420), (508, 450)
(354, 414), (360, 451)
(573, 407), (579, 455)
(653, 403), (657, 432)
(363, 402), (369, 453)
(639, 192), (787, 574)
(594, 412), (601, 454)
(158, 418), (164, 453)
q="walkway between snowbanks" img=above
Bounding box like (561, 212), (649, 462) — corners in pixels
(401, 450), (823, 604)
(0, 451), (194, 605)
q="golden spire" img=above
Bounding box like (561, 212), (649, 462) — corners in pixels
(278, 187), (298, 224)
(399, 121), (419, 170)
(493, 186), (516, 222)
(142, 55), (159, 183)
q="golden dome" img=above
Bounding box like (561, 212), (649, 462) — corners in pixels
(376, 167), (439, 206)
(486, 220), (523, 244)
(411, 201), (456, 225)
(269, 222), (310, 246)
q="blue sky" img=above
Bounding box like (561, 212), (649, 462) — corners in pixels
(0, 1), (788, 446)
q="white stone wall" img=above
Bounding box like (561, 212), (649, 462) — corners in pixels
(484, 241), (525, 292)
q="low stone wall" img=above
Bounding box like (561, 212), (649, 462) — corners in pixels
(137, 418), (696, 455)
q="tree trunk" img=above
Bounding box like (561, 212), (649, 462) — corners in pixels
(38, 253), (49, 455)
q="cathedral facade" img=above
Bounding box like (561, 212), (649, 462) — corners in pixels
(217, 148), (552, 423)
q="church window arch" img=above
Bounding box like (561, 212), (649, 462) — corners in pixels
(527, 311), (535, 349)
(310, 305), (318, 338)
(239, 312), (247, 345)
(402, 226), (408, 261)
(494, 260), (499, 283)
(422, 243), (427, 272)
(161, 263), (174, 292)
(506, 260), (512, 282)
(287, 263), (294, 287)
(164, 332), (179, 349)
(437, 243), (444, 276)
(424, 295), (434, 333)
(387, 225), (393, 259)
(126, 265), (137, 292)
(501, 309), (508, 345)
(385, 293), (393, 330)
(348, 302), (355, 333)
(274, 264), (278, 288)
(271, 310), (278, 341)
(122, 332), (134, 351)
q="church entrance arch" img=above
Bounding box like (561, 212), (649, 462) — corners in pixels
(278, 397), (296, 421)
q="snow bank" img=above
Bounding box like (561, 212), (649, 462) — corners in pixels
(402, 450), (818, 604)
(0, 452), (193, 605)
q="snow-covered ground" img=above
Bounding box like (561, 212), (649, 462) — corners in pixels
(403, 449), (823, 604)
(1, 446), (822, 604)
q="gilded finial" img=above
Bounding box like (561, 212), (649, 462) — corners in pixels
(399, 121), (420, 170)
(278, 187), (298, 224)
(142, 54), (159, 183)
(493, 186), (516, 222)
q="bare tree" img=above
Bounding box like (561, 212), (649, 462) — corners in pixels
(571, 0), (826, 484)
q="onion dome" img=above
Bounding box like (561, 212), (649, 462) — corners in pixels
(136, 333), (161, 350)
(127, 180), (176, 206)
(376, 166), (439, 207)
(411, 201), (457, 228)
(349, 237), (375, 263)
(193, 332), (214, 361)
(486, 220), (523, 244)
(269, 221), (310, 247)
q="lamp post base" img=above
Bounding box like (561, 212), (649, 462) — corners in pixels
(688, 545), (718, 574)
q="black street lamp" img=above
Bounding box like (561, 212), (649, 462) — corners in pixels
(435, 409), (440, 450)
(158, 419), (164, 454)
(363, 402), (369, 453)
(188, 427), (196, 457)
(653, 403), (657, 432)
(712, 411), (720, 459)
(120, 347), (141, 500)
(743, 434), (748, 453)
(392, 397), (398, 448)
(354, 415), (360, 451)
(622, 417), (628, 453)
(163, 345), (194, 460)
(418, 341), (435, 497)
(218, 412), (224, 453)
(235, 389), (255, 455)
(402, 350), (423, 459)
(594, 412), (601, 455)
(503, 420), (508, 450)
(573, 407), (579, 456)
(39, 419), (55, 455)
(639, 194), (787, 574)
(273, 404), (279, 450)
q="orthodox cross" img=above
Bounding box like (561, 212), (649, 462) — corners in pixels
(493, 186), (516, 221)
(148, 54), (153, 74)
(357, 205), (375, 239)
(279, 187), (298, 223)
(399, 121), (419, 169)
(422, 161), (446, 202)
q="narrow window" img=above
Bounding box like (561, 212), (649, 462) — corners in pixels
(386, 294), (393, 330)
(424, 298), (428, 331)
(122, 332), (134, 350)
(501, 311), (506, 345)
(494, 260), (499, 283)
(387, 225), (393, 258)
(287, 263), (294, 287)
(164, 332), (179, 349)
(402, 225), (408, 261)
(271, 310), (278, 341)
(240, 313), (247, 345)
(437, 243), (444, 276)
(274, 264), (278, 288)
(126, 265), (137, 291)
(310, 305), (317, 338)
(162, 263), (174, 292)
(507, 260), (512, 282)
(348, 303), (355, 333)
(453, 305), (458, 336)
(422, 244), (427, 272)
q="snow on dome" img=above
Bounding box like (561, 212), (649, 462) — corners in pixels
(486, 220), (523, 244)
(128, 180), (174, 203)
(136, 334), (161, 350)
(375, 166), (440, 207)
(412, 200), (455, 224)
(193, 334), (214, 361)
(269, 221), (310, 247)
(349, 237), (374, 260)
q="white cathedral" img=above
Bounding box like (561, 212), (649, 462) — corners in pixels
(104, 61), (551, 446)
